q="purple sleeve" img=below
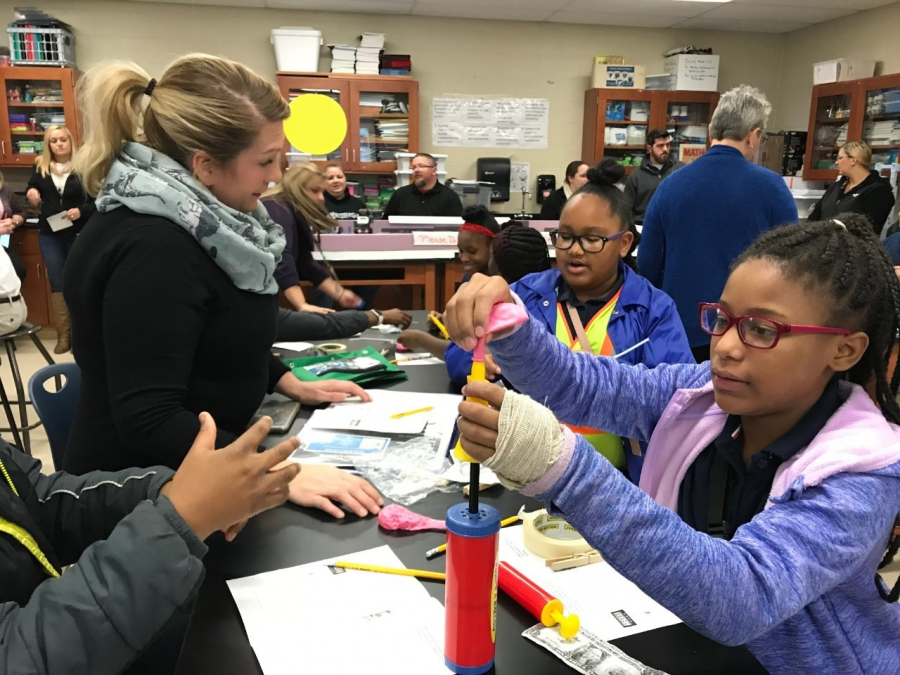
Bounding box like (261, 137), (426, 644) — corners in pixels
(266, 199), (331, 290)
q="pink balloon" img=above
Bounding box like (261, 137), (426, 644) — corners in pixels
(378, 504), (446, 532)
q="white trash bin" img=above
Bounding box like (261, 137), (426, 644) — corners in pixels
(271, 27), (323, 72)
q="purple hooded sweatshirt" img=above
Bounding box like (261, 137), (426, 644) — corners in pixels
(489, 311), (900, 675)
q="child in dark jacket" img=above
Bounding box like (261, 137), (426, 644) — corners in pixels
(448, 213), (900, 674)
(446, 160), (694, 481)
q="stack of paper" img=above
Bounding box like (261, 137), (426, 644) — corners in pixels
(359, 32), (385, 50)
(291, 389), (460, 467)
(356, 46), (382, 75)
(328, 44), (357, 74)
(228, 546), (450, 675)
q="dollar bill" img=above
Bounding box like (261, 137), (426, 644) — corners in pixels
(523, 623), (669, 675)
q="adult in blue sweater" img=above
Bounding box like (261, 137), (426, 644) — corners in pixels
(448, 214), (900, 674)
(446, 161), (694, 482)
(638, 85), (798, 363)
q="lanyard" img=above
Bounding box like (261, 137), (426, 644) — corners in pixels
(0, 458), (60, 578)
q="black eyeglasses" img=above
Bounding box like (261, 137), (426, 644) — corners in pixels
(549, 229), (625, 254)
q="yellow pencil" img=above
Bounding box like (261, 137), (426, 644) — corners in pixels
(391, 406), (434, 419)
(333, 561), (446, 581)
(425, 515), (520, 559)
(390, 355), (438, 364)
(429, 313), (450, 339)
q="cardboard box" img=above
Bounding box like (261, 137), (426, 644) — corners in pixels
(595, 55), (627, 66)
(664, 54), (719, 92)
(813, 58), (876, 85)
(592, 64), (646, 89)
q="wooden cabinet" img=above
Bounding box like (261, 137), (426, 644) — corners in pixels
(12, 228), (50, 326)
(276, 72), (418, 173)
(582, 89), (719, 175)
(0, 66), (78, 167)
(805, 73), (900, 182)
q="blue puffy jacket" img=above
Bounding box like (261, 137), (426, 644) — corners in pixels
(445, 262), (695, 480)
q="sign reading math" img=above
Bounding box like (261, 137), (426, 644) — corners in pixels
(412, 231), (458, 247)
(679, 144), (708, 164)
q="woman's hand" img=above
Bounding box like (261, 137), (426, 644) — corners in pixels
(336, 288), (363, 309)
(381, 308), (412, 328)
(300, 303), (334, 315)
(282, 463), (384, 518)
(158, 413), (301, 541)
(65, 207), (81, 221)
(26, 188), (40, 207)
(444, 273), (515, 351)
(275, 371), (372, 405)
(0, 219), (15, 235)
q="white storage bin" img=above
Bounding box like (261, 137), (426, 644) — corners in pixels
(394, 152), (448, 172)
(271, 27), (323, 72)
(813, 58), (876, 85)
(395, 169), (447, 187)
(664, 54), (719, 92)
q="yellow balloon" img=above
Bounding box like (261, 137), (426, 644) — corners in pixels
(284, 94), (348, 156)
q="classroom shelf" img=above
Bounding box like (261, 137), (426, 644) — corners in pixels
(6, 102), (64, 108)
(604, 120), (647, 125)
(605, 145), (649, 150)
(359, 113), (410, 119)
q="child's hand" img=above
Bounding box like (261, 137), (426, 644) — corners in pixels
(382, 308), (412, 328)
(399, 329), (426, 350)
(444, 273), (514, 351)
(484, 350), (501, 381)
(160, 413), (301, 540)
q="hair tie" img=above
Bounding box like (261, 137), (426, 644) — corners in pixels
(144, 78), (157, 97)
(460, 222), (496, 239)
(832, 219), (847, 230)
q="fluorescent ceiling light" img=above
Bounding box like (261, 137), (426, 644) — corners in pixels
(672, 0), (733, 3)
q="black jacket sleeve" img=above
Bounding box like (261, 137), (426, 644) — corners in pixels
(275, 306), (371, 342)
(443, 188), (463, 217)
(808, 196), (823, 222)
(100, 225), (239, 462)
(0, 445), (207, 675)
(539, 189), (565, 220)
(267, 199), (330, 289)
(383, 190), (400, 217)
(5, 186), (25, 218)
(268, 353), (290, 393)
(860, 186), (896, 234)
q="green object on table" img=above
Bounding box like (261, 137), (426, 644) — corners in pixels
(285, 346), (408, 387)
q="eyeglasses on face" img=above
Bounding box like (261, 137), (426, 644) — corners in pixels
(411, 163), (435, 170)
(698, 303), (851, 350)
(549, 229), (625, 254)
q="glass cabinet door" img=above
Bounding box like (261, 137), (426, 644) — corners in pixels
(809, 92), (853, 174)
(351, 80), (417, 173)
(599, 96), (652, 176)
(279, 79), (350, 165)
(862, 85), (900, 167)
(664, 98), (713, 165)
(2, 75), (72, 165)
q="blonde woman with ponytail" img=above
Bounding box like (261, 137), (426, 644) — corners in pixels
(59, 50), (382, 567)
(25, 124), (94, 352)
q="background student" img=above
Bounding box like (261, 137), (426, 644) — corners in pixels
(450, 160), (694, 481)
(323, 163), (366, 220)
(26, 125), (95, 353)
(64, 54), (383, 524)
(447, 213), (900, 675)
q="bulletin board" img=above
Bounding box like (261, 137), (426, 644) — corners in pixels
(432, 97), (550, 149)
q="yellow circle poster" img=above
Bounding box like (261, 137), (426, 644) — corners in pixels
(283, 94), (348, 155)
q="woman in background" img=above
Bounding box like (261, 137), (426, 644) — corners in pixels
(26, 125), (95, 353)
(809, 141), (895, 235)
(539, 160), (588, 221)
(323, 163), (366, 220)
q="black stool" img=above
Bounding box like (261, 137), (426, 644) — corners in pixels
(0, 322), (56, 454)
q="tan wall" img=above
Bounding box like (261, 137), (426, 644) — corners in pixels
(774, 2), (900, 131)
(1, 0), (789, 209)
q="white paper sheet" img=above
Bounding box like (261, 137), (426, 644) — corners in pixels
(47, 211), (72, 232)
(498, 528), (681, 641)
(227, 546), (451, 675)
(272, 341), (313, 352)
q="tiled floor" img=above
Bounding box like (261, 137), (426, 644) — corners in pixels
(6, 331), (899, 587)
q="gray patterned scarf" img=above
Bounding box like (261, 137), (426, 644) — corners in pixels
(96, 142), (285, 295)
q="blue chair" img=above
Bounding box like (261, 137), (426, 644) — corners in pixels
(28, 362), (81, 470)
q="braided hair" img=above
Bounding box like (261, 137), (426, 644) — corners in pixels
(734, 213), (900, 602)
(491, 221), (551, 283)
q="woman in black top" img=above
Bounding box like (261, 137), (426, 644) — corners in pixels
(538, 160), (588, 220)
(26, 125), (95, 353)
(323, 163), (366, 219)
(0, 173), (27, 280)
(809, 141), (896, 234)
(65, 55), (383, 522)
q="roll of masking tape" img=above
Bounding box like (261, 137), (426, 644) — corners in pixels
(318, 343), (347, 354)
(519, 508), (593, 560)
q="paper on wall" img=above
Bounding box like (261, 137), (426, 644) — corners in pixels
(432, 96), (549, 149)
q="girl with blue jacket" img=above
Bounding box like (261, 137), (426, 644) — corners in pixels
(446, 160), (694, 481)
(447, 213), (900, 674)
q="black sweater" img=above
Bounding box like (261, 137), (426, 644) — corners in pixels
(809, 171), (896, 234)
(62, 208), (288, 474)
(539, 186), (567, 220)
(26, 165), (95, 235)
(324, 190), (366, 220)
(383, 182), (462, 217)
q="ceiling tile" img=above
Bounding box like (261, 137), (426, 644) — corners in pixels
(733, 0), (896, 9)
(560, 0), (712, 18)
(547, 10), (682, 27)
(673, 16), (812, 32)
(700, 3), (855, 23)
(412, 0), (570, 8)
(131, 0), (266, 4)
(410, 4), (552, 20)
(267, 0), (413, 11)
